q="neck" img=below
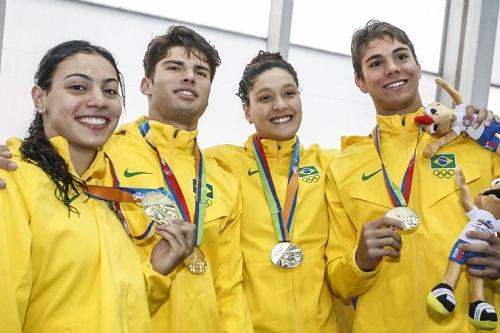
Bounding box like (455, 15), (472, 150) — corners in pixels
(148, 108), (198, 131)
(68, 145), (97, 177)
(376, 96), (423, 116)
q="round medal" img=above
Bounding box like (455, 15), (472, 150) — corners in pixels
(184, 247), (207, 274)
(141, 191), (178, 225)
(270, 242), (304, 268)
(385, 206), (420, 231)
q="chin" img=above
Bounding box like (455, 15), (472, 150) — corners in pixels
(81, 137), (109, 150)
(270, 133), (296, 141)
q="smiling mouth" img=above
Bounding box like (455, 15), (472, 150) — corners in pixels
(77, 116), (109, 126)
(270, 115), (293, 124)
(175, 89), (197, 98)
(384, 80), (407, 89)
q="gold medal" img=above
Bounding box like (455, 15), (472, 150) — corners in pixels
(142, 192), (207, 274)
(270, 242), (303, 268)
(141, 191), (178, 225)
(184, 247), (207, 274)
(385, 206), (420, 231)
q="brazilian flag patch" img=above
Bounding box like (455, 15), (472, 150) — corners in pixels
(299, 166), (319, 177)
(298, 166), (320, 183)
(430, 154), (456, 169)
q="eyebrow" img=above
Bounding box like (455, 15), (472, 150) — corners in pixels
(364, 47), (411, 64)
(162, 59), (211, 73)
(64, 73), (119, 84)
(254, 83), (297, 95)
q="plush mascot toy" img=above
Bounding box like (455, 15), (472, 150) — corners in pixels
(415, 77), (500, 158)
(427, 169), (500, 330)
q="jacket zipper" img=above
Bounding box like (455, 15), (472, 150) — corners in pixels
(169, 128), (180, 159)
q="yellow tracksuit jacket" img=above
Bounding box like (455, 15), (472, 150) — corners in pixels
(104, 117), (253, 333)
(326, 110), (500, 333)
(205, 135), (353, 333)
(0, 137), (171, 333)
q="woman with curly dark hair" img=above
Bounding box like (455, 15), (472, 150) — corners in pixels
(0, 40), (194, 333)
(206, 51), (353, 333)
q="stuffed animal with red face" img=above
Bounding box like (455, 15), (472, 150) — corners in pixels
(415, 77), (500, 158)
(427, 169), (500, 330)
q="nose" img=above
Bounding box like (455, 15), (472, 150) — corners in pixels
(87, 88), (106, 108)
(385, 59), (400, 75)
(272, 97), (288, 112)
(181, 70), (195, 84)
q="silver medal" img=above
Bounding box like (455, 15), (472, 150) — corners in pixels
(270, 242), (304, 268)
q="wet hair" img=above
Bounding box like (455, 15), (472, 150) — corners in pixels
(351, 20), (419, 79)
(20, 40), (124, 214)
(237, 51), (299, 105)
(143, 25), (221, 81)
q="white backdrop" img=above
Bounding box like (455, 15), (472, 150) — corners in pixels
(0, 0), (458, 149)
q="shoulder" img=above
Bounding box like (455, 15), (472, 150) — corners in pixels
(301, 143), (340, 169)
(1, 140), (49, 194)
(205, 153), (238, 181)
(330, 135), (373, 166)
(204, 144), (247, 173)
(105, 121), (149, 155)
(204, 144), (244, 159)
(341, 135), (371, 151)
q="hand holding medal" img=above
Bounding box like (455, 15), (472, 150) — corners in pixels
(355, 216), (404, 272)
(151, 219), (196, 276)
(141, 191), (206, 274)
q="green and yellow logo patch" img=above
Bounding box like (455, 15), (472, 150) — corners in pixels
(430, 154), (456, 179)
(298, 166), (320, 183)
(192, 179), (214, 199)
(431, 154), (456, 169)
(192, 179), (214, 207)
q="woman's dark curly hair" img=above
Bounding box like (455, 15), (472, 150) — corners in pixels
(236, 51), (299, 105)
(20, 40), (124, 214)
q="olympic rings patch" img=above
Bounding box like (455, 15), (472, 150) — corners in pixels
(301, 174), (320, 183)
(432, 169), (455, 179)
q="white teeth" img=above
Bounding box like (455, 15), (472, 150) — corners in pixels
(177, 90), (195, 97)
(385, 81), (406, 88)
(78, 117), (107, 125)
(271, 116), (291, 124)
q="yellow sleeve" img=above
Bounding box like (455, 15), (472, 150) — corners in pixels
(213, 190), (253, 333)
(117, 203), (177, 314)
(142, 258), (178, 315)
(324, 165), (380, 301)
(0, 171), (32, 332)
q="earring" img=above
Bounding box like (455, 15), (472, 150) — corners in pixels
(36, 107), (45, 114)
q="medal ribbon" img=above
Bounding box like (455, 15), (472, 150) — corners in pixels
(139, 120), (206, 246)
(372, 125), (420, 207)
(252, 136), (300, 242)
(85, 156), (161, 240)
